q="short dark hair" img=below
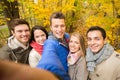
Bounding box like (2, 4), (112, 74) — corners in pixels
(50, 12), (65, 25)
(9, 18), (30, 31)
(29, 25), (48, 43)
(86, 26), (106, 39)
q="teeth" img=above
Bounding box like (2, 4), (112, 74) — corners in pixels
(70, 48), (75, 50)
(57, 32), (62, 35)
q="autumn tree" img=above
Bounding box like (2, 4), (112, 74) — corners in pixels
(0, 0), (20, 35)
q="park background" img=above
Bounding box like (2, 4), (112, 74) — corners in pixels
(0, 0), (120, 52)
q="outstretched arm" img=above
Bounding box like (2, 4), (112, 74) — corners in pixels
(0, 60), (58, 80)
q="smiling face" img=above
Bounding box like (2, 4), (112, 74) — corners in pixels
(87, 30), (106, 54)
(12, 24), (30, 46)
(69, 35), (80, 53)
(34, 29), (47, 45)
(50, 19), (66, 39)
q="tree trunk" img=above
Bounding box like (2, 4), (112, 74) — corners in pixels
(0, 0), (20, 35)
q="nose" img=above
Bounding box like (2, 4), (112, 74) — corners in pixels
(39, 37), (43, 41)
(22, 31), (27, 35)
(90, 39), (95, 45)
(22, 31), (25, 35)
(58, 26), (62, 31)
(69, 42), (75, 47)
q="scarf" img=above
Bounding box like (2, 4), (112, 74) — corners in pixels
(8, 36), (29, 49)
(86, 43), (114, 72)
(7, 36), (30, 64)
(30, 41), (43, 55)
(48, 32), (69, 47)
(67, 50), (81, 66)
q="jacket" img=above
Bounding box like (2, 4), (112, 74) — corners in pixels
(68, 56), (88, 80)
(29, 49), (41, 67)
(37, 33), (70, 80)
(0, 36), (31, 64)
(88, 51), (120, 80)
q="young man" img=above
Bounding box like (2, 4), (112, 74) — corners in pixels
(37, 12), (70, 80)
(86, 26), (120, 80)
(0, 19), (31, 64)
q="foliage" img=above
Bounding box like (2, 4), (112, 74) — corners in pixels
(18, 0), (76, 30)
(0, 27), (9, 47)
(0, 4), (6, 25)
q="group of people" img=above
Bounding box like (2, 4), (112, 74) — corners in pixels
(0, 12), (120, 80)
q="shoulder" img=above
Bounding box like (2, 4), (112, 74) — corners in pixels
(0, 45), (10, 60)
(76, 56), (86, 66)
(113, 51), (120, 59)
(0, 44), (10, 53)
(44, 38), (58, 46)
(64, 33), (70, 39)
(108, 51), (120, 66)
(29, 49), (40, 56)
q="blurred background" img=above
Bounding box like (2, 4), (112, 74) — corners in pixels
(0, 0), (120, 52)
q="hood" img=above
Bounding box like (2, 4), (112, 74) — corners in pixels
(7, 36), (29, 49)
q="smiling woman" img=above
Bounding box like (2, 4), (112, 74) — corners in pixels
(0, 60), (59, 80)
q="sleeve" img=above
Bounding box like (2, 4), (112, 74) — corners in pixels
(0, 45), (10, 60)
(37, 40), (70, 80)
(29, 49), (40, 67)
(37, 39), (65, 71)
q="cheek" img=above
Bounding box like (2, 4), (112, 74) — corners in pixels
(43, 37), (47, 41)
(34, 37), (38, 42)
(76, 45), (80, 50)
(27, 32), (30, 35)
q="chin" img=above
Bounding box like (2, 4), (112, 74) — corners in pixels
(57, 37), (63, 39)
(92, 50), (99, 54)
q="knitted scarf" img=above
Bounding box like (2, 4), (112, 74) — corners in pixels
(67, 50), (81, 66)
(86, 43), (114, 72)
(30, 41), (43, 55)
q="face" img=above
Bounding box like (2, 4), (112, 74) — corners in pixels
(12, 24), (30, 46)
(34, 29), (47, 45)
(69, 35), (80, 53)
(87, 30), (106, 54)
(50, 19), (66, 39)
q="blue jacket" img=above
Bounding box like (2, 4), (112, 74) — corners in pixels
(37, 33), (70, 80)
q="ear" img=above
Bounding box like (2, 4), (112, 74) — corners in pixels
(104, 38), (107, 44)
(11, 30), (14, 36)
(50, 26), (52, 31)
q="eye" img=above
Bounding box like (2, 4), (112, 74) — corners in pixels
(95, 37), (100, 40)
(54, 25), (58, 28)
(25, 29), (30, 32)
(75, 41), (79, 44)
(17, 30), (22, 33)
(41, 34), (45, 37)
(69, 40), (72, 43)
(61, 25), (65, 28)
(87, 38), (91, 41)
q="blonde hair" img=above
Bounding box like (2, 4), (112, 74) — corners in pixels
(70, 32), (86, 56)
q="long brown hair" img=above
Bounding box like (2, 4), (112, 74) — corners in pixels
(70, 32), (86, 56)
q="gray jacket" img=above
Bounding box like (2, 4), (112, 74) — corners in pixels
(68, 56), (88, 80)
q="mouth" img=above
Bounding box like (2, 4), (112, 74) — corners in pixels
(70, 47), (76, 51)
(90, 46), (99, 52)
(22, 36), (29, 40)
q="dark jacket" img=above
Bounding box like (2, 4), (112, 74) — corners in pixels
(0, 36), (31, 64)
